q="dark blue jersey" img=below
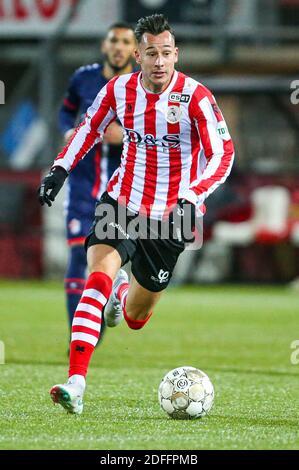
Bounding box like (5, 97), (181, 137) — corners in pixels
(59, 63), (122, 216)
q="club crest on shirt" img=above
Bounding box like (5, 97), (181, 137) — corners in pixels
(212, 103), (221, 116)
(166, 105), (182, 124)
(68, 218), (81, 235)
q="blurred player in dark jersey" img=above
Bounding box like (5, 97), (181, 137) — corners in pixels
(59, 23), (136, 331)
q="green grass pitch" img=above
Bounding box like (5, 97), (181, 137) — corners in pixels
(0, 280), (299, 450)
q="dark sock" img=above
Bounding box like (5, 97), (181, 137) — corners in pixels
(64, 245), (87, 328)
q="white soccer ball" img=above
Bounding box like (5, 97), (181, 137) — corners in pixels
(158, 366), (214, 419)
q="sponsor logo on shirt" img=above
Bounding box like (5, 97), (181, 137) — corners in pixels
(169, 92), (190, 103)
(123, 128), (180, 150)
(217, 121), (231, 141)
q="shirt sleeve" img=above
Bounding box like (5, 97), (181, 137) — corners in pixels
(53, 76), (118, 173)
(58, 71), (80, 134)
(188, 85), (235, 203)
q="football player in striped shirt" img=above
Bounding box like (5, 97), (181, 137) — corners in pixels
(39, 14), (235, 414)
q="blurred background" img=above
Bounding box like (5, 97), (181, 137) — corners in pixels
(0, 0), (299, 285)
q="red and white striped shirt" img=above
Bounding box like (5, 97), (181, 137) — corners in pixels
(54, 70), (234, 220)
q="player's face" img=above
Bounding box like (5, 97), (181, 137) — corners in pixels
(102, 28), (136, 72)
(135, 31), (178, 93)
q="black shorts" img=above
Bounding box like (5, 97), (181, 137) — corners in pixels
(85, 191), (186, 292)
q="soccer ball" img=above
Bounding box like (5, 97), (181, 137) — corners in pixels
(158, 366), (214, 419)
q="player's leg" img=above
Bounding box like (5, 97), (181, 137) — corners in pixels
(51, 243), (121, 414)
(105, 231), (185, 330)
(64, 210), (92, 329)
(125, 274), (162, 320)
(121, 273), (163, 329)
(67, 243), (121, 376)
(67, 191), (136, 374)
(64, 242), (86, 329)
(64, 210), (108, 347)
(51, 191), (137, 413)
(105, 270), (162, 327)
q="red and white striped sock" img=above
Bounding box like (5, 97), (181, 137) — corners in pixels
(117, 283), (152, 330)
(69, 271), (112, 378)
(117, 282), (130, 312)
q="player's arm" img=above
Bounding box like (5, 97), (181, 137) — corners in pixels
(38, 77), (118, 207)
(182, 86), (235, 213)
(58, 71), (80, 142)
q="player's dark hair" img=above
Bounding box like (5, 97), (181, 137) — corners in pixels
(107, 22), (134, 33)
(134, 14), (174, 43)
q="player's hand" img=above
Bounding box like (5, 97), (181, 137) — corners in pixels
(176, 198), (196, 235)
(178, 189), (206, 218)
(38, 166), (68, 207)
(168, 198), (196, 243)
(169, 191), (206, 243)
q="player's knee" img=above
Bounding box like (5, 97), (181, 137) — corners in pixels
(88, 262), (118, 280)
(87, 245), (121, 279)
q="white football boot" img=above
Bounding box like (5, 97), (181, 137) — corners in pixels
(50, 375), (85, 415)
(104, 269), (129, 327)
